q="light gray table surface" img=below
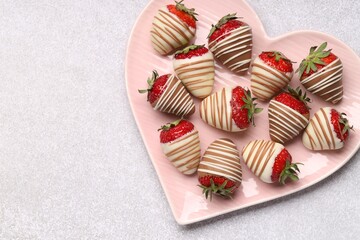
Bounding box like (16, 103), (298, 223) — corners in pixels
(1, 0), (359, 239)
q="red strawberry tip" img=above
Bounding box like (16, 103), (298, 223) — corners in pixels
(138, 70), (159, 94)
(296, 42), (335, 78)
(287, 86), (311, 109)
(175, 44), (204, 54)
(262, 51), (293, 62)
(331, 109), (353, 141)
(259, 51), (295, 73)
(174, 44), (208, 59)
(175, 0), (198, 21)
(198, 176), (236, 201)
(242, 88), (263, 127)
(174, 0), (198, 21)
(207, 13), (240, 39)
(158, 118), (182, 131)
(159, 119), (194, 143)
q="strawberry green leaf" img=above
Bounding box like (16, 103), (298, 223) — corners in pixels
(317, 50), (331, 58)
(309, 46), (317, 54)
(241, 89), (263, 127)
(175, 0), (198, 21)
(306, 63), (311, 74)
(207, 13), (238, 38)
(339, 113), (354, 135)
(279, 161), (303, 185)
(309, 61), (317, 72)
(138, 70), (159, 94)
(198, 178), (235, 201)
(287, 86), (311, 109)
(317, 42), (327, 52)
(174, 44), (204, 55)
(312, 58), (325, 65)
(138, 89), (148, 94)
(296, 42), (333, 78)
(159, 118), (182, 131)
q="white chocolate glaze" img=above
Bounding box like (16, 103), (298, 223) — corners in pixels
(199, 87), (243, 132)
(251, 57), (293, 101)
(151, 6), (196, 55)
(173, 51), (215, 99)
(198, 138), (242, 184)
(242, 140), (284, 183)
(153, 74), (195, 117)
(301, 58), (343, 104)
(161, 129), (201, 175)
(302, 107), (344, 150)
(209, 25), (252, 74)
(268, 100), (309, 144)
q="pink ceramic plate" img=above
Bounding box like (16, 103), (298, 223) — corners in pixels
(125, 0), (360, 225)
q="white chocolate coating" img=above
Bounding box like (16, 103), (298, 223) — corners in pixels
(301, 58), (343, 104)
(173, 51), (215, 99)
(199, 87), (243, 132)
(268, 100), (309, 144)
(302, 107), (344, 150)
(209, 25), (252, 74)
(251, 56), (293, 101)
(151, 6), (196, 55)
(198, 138), (242, 184)
(242, 140), (284, 183)
(161, 129), (201, 175)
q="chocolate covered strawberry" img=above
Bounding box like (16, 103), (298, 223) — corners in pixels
(200, 86), (262, 132)
(302, 107), (352, 150)
(173, 44), (215, 99)
(242, 140), (302, 184)
(151, 0), (197, 55)
(198, 138), (242, 200)
(207, 13), (252, 74)
(297, 42), (343, 104)
(138, 70), (195, 117)
(159, 119), (201, 175)
(268, 86), (311, 144)
(251, 51), (294, 101)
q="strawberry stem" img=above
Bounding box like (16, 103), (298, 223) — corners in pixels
(339, 113), (353, 136)
(138, 70), (159, 94)
(158, 119), (182, 131)
(287, 86), (311, 110)
(174, 44), (204, 55)
(296, 42), (332, 77)
(198, 179), (235, 201)
(279, 161), (303, 184)
(267, 51), (292, 62)
(241, 89), (263, 126)
(207, 13), (239, 39)
(175, 0), (198, 21)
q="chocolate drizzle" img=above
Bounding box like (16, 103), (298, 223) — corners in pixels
(161, 130), (201, 175)
(251, 57), (293, 101)
(301, 58), (343, 104)
(302, 107), (343, 150)
(151, 7), (196, 55)
(242, 140), (284, 183)
(200, 87), (242, 132)
(173, 51), (215, 98)
(209, 25), (252, 74)
(198, 138), (242, 186)
(268, 100), (309, 144)
(153, 75), (195, 117)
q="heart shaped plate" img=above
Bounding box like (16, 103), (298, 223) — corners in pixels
(125, 0), (360, 225)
